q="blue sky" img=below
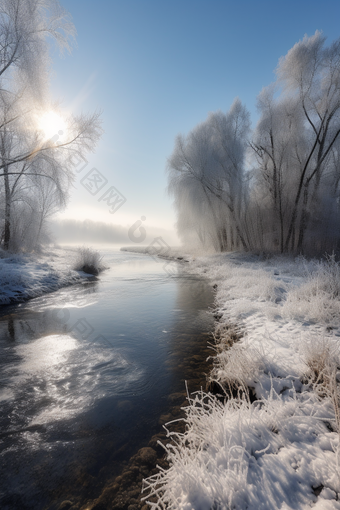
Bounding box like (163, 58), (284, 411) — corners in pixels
(51, 0), (340, 237)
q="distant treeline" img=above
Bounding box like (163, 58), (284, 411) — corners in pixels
(51, 219), (129, 244)
(168, 32), (340, 256)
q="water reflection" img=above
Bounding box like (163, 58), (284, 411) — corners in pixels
(0, 280), (99, 345)
(0, 251), (214, 509)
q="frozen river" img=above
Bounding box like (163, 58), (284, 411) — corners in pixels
(0, 248), (214, 509)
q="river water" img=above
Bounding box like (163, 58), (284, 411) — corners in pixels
(0, 249), (214, 509)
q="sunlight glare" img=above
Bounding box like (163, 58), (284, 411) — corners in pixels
(38, 111), (67, 142)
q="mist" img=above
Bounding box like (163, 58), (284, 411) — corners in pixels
(50, 218), (180, 247)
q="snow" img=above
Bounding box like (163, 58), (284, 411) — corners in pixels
(0, 246), (92, 305)
(140, 251), (340, 509)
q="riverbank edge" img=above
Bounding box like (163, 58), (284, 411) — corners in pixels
(122, 246), (340, 509)
(0, 246), (96, 306)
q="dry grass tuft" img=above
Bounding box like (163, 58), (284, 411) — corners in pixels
(283, 254), (340, 323)
(207, 321), (261, 403)
(301, 336), (340, 432)
(73, 246), (105, 275)
(213, 322), (243, 349)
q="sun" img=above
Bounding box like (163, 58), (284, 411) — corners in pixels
(38, 111), (67, 142)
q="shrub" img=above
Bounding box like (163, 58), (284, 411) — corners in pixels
(73, 246), (105, 275)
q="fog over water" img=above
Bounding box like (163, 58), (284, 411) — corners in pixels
(50, 219), (179, 247)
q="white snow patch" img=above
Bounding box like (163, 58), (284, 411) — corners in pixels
(0, 246), (93, 305)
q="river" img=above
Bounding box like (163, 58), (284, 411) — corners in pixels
(0, 248), (214, 509)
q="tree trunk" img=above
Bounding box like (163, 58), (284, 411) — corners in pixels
(297, 185), (309, 253)
(284, 194), (299, 252)
(279, 197), (284, 254)
(4, 165), (11, 250)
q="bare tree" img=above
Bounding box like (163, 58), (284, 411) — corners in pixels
(277, 32), (340, 252)
(0, 0), (102, 250)
(0, 0), (75, 86)
(250, 87), (303, 252)
(249, 32), (340, 254)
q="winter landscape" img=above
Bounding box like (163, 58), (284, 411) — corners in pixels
(1, 0), (340, 509)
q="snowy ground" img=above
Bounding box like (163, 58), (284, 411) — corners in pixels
(0, 246), (92, 305)
(127, 248), (340, 510)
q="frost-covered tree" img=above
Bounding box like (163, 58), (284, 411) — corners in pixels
(0, 0), (102, 250)
(0, 97), (101, 249)
(251, 31), (340, 254)
(168, 121), (223, 251)
(250, 87), (303, 252)
(0, 0), (74, 89)
(168, 99), (250, 252)
(169, 31), (340, 255)
(278, 31), (340, 252)
(207, 99), (250, 250)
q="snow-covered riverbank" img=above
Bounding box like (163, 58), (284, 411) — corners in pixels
(130, 248), (340, 509)
(0, 247), (92, 305)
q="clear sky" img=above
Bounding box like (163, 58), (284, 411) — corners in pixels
(51, 0), (340, 238)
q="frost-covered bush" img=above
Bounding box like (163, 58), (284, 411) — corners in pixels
(73, 247), (104, 275)
(282, 255), (340, 323)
